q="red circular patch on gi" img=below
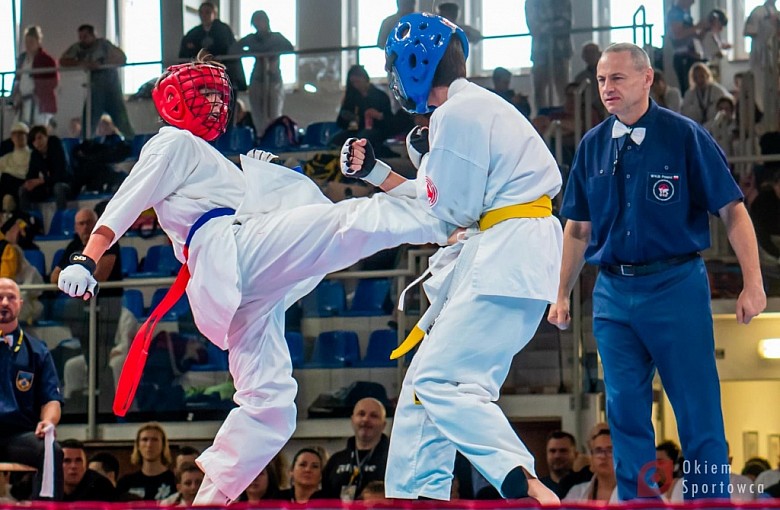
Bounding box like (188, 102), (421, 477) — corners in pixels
(426, 176), (438, 206)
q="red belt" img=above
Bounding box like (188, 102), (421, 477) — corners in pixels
(113, 208), (235, 416)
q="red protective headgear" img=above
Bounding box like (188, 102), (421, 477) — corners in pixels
(152, 62), (232, 141)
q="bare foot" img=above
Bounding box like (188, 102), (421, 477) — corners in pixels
(527, 479), (561, 506)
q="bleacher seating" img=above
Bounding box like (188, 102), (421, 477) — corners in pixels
(119, 246), (139, 277)
(122, 289), (145, 319)
(130, 244), (181, 277)
(129, 133), (156, 160)
(343, 278), (392, 316)
(149, 287), (190, 320)
(215, 126), (255, 156)
(299, 121), (339, 150)
(301, 279), (346, 317)
(285, 331), (305, 368)
(306, 330), (360, 368)
(23, 249), (46, 278)
(190, 340), (229, 372)
(359, 329), (398, 367)
(40, 208), (77, 240)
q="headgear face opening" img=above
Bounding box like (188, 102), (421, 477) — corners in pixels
(152, 62), (232, 141)
(384, 12), (469, 114)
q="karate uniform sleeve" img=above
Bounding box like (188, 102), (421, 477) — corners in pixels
(95, 133), (189, 243)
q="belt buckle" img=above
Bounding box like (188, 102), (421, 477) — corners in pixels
(619, 264), (635, 276)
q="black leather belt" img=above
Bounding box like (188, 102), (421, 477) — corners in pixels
(601, 253), (699, 277)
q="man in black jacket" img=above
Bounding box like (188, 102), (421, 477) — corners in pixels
(320, 398), (389, 501)
(61, 439), (116, 501)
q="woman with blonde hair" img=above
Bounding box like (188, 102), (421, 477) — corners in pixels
(12, 25), (58, 127)
(681, 62), (733, 125)
(116, 422), (176, 501)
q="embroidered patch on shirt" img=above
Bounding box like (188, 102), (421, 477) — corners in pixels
(649, 173), (679, 202)
(16, 371), (33, 392)
(425, 176), (438, 207)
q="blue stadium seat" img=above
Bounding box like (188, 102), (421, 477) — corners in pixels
(130, 244), (181, 278)
(119, 246), (138, 277)
(215, 126), (255, 156)
(122, 289), (145, 319)
(50, 248), (65, 274)
(300, 121), (339, 149)
(41, 208), (77, 239)
(301, 280), (346, 317)
(129, 133), (156, 160)
(306, 330), (360, 368)
(343, 278), (392, 316)
(359, 329), (398, 367)
(60, 137), (80, 175)
(149, 287), (190, 320)
(285, 331), (305, 369)
(23, 250), (46, 278)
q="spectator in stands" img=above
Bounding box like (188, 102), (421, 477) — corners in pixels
(1, 216), (43, 324)
(160, 461), (203, 506)
(526, 0), (573, 109)
(60, 25), (134, 138)
(60, 439), (116, 501)
(0, 122), (32, 212)
(278, 447), (324, 503)
(158, 445), (201, 505)
(488, 67), (531, 118)
(574, 42), (607, 121)
(563, 429), (617, 502)
(12, 25), (58, 128)
(437, 3), (483, 43)
(359, 480), (387, 502)
(666, 0), (704, 96)
(705, 96), (737, 158)
(321, 398), (389, 501)
(231, 10), (294, 134)
(377, 0), (417, 49)
(754, 457), (780, 494)
(180, 2), (246, 105)
(650, 69), (682, 113)
(744, 0), (779, 113)
(116, 422), (176, 501)
(749, 170), (780, 263)
(701, 9), (731, 81)
(539, 431), (577, 496)
(236, 461), (282, 502)
(330, 65), (395, 158)
(72, 113), (130, 194)
(655, 440), (684, 501)
(88, 452), (120, 487)
(556, 422), (609, 498)
(681, 62), (733, 125)
(21, 125), (70, 211)
(0, 278), (63, 500)
(52, 207), (123, 400)
(742, 457), (772, 481)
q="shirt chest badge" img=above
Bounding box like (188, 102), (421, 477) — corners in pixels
(16, 370), (33, 392)
(649, 173), (680, 202)
(425, 176), (438, 206)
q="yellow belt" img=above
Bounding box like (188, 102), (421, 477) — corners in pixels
(389, 195), (553, 361)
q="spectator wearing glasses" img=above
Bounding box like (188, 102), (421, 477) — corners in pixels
(563, 429), (617, 502)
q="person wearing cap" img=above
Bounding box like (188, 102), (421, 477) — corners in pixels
(0, 123), (32, 213)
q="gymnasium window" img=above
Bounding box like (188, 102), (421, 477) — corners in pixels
(609, 0), (665, 48)
(357, 0), (398, 78)
(0, 0), (21, 97)
(482, 0), (532, 73)
(237, 1), (298, 85)
(121, 0), (163, 94)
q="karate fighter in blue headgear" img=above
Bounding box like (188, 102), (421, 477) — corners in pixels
(341, 12), (563, 503)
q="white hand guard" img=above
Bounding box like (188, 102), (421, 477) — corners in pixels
(406, 126), (430, 169)
(339, 138), (391, 187)
(58, 263), (98, 298)
(246, 149), (281, 164)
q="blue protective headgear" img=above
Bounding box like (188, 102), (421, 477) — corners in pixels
(385, 12), (469, 114)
